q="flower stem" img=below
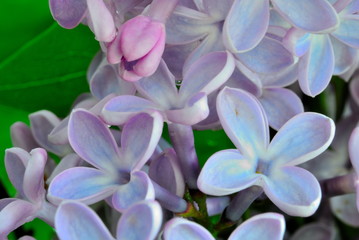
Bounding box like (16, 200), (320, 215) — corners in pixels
(320, 172), (357, 197)
(168, 123), (200, 189)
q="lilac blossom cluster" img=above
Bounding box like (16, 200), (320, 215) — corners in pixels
(1, 0), (359, 239)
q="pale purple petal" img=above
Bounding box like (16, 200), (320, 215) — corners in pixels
(206, 197), (230, 216)
(112, 171), (155, 211)
(116, 200), (162, 240)
(120, 112), (163, 171)
(180, 51), (235, 100)
(19, 236), (36, 240)
(223, 0), (269, 53)
(263, 166), (321, 217)
(49, 0), (87, 29)
(48, 167), (117, 205)
(228, 213), (285, 240)
(331, 36), (358, 75)
(23, 148), (47, 203)
(29, 110), (72, 156)
(330, 194), (359, 227)
(298, 34), (335, 97)
(4, 148), (28, 195)
(165, 92), (209, 125)
(197, 149), (259, 196)
(291, 222), (336, 240)
(162, 43), (198, 80)
(332, 16), (359, 48)
(349, 127), (359, 173)
(87, 0), (116, 42)
(164, 218), (215, 240)
(259, 88), (304, 130)
(135, 60), (179, 108)
(68, 109), (121, 172)
(102, 95), (161, 125)
(47, 153), (83, 184)
(268, 112), (335, 166)
(90, 64), (135, 99)
(55, 201), (114, 240)
(166, 6), (214, 44)
(0, 198), (16, 211)
(0, 199), (37, 239)
(202, 0), (233, 20)
(48, 117), (69, 145)
(10, 122), (38, 151)
(272, 0), (339, 33)
(149, 148), (185, 197)
(235, 36), (294, 74)
(350, 77), (359, 108)
(182, 31), (224, 74)
(217, 87), (269, 159)
(87, 51), (103, 81)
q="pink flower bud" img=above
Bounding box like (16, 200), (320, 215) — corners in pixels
(107, 15), (166, 82)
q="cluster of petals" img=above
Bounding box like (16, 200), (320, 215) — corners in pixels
(198, 87), (335, 216)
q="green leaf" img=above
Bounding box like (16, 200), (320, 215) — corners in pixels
(0, 23), (99, 117)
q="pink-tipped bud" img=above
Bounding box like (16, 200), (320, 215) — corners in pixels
(107, 15), (166, 82)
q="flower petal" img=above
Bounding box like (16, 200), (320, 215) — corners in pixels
(271, 0), (339, 33)
(29, 110), (72, 156)
(263, 166), (321, 217)
(0, 199), (37, 239)
(166, 6), (214, 44)
(228, 213), (285, 240)
(48, 167), (117, 205)
(217, 87), (269, 159)
(120, 112), (163, 171)
(112, 171), (155, 211)
(23, 148), (47, 203)
(55, 201), (114, 240)
(4, 148), (28, 196)
(180, 51), (235, 101)
(165, 92), (209, 125)
(259, 88), (304, 131)
(223, 0), (269, 53)
(198, 149), (259, 196)
(268, 112), (335, 166)
(90, 63), (135, 99)
(164, 218), (215, 240)
(330, 194), (359, 227)
(332, 16), (359, 48)
(49, 0), (87, 29)
(116, 200), (162, 240)
(349, 127), (359, 173)
(10, 122), (38, 151)
(68, 109), (120, 172)
(102, 95), (161, 125)
(149, 148), (185, 197)
(331, 36), (358, 75)
(135, 60), (179, 108)
(87, 0), (116, 42)
(298, 34), (335, 97)
(235, 36), (294, 74)
(291, 222), (336, 240)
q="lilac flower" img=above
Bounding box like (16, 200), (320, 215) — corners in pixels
(48, 110), (163, 211)
(0, 148), (56, 238)
(164, 213), (285, 240)
(102, 51), (235, 126)
(55, 200), (162, 240)
(198, 87), (335, 216)
(283, 1), (359, 96)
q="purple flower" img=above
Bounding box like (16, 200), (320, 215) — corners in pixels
(164, 212), (285, 240)
(198, 87), (335, 216)
(55, 200), (162, 240)
(0, 148), (56, 238)
(48, 110), (163, 211)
